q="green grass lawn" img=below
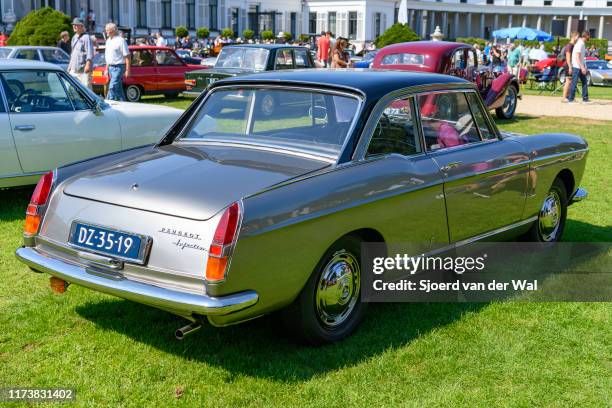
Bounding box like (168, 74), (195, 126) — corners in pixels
(521, 83), (612, 99)
(0, 114), (610, 406)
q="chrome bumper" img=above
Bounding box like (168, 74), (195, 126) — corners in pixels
(570, 187), (588, 204)
(16, 246), (258, 316)
(182, 90), (202, 98)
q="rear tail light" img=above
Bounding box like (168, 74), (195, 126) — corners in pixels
(185, 79), (196, 88)
(206, 202), (241, 282)
(24, 171), (54, 236)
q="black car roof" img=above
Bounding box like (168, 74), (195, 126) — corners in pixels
(224, 44), (308, 50)
(216, 69), (472, 99)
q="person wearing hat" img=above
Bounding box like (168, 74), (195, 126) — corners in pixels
(67, 18), (94, 89)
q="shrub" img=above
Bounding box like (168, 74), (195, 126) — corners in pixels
(374, 23), (420, 48)
(282, 32), (292, 41)
(299, 34), (310, 43)
(262, 30), (275, 41)
(456, 37), (487, 48)
(196, 27), (209, 39)
(8, 7), (71, 46)
(221, 28), (234, 38)
(517, 38), (608, 58)
(175, 26), (189, 38)
(242, 29), (254, 40)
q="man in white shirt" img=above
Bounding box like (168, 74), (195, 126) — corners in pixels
(104, 22), (131, 101)
(567, 31), (590, 103)
(155, 32), (167, 47)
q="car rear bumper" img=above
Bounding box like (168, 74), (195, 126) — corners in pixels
(16, 246), (258, 316)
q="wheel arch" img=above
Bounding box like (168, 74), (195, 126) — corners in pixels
(556, 168), (575, 199)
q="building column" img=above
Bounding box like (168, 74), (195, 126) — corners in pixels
(599, 15), (605, 39)
(408, 9), (414, 30)
(567, 15), (572, 37)
(522, 15), (527, 27)
(508, 14), (512, 28)
(421, 10), (428, 39)
(536, 15), (542, 30)
(430, 11), (436, 37)
(453, 12), (459, 39)
(442, 12), (448, 37)
(480, 13), (485, 38)
(466, 12), (472, 37)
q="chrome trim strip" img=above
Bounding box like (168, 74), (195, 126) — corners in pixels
(16, 246), (259, 316)
(452, 216), (538, 248)
(530, 148), (589, 163)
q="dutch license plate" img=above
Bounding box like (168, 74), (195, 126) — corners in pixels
(70, 222), (147, 262)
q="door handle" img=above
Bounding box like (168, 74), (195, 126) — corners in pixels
(14, 125), (35, 131)
(440, 161), (463, 173)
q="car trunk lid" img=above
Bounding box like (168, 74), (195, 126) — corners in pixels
(63, 143), (329, 220)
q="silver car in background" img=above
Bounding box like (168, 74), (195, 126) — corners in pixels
(0, 60), (182, 187)
(0, 46), (71, 70)
(16, 70), (588, 344)
(587, 60), (612, 86)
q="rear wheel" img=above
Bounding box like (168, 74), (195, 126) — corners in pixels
(526, 178), (568, 242)
(283, 236), (365, 345)
(125, 85), (142, 102)
(496, 85), (517, 119)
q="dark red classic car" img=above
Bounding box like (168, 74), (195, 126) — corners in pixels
(372, 41), (520, 119)
(92, 46), (202, 101)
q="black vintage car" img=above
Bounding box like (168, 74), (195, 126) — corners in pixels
(183, 44), (315, 98)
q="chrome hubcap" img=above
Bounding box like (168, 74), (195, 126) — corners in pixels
(503, 89), (516, 115)
(127, 87), (139, 100)
(538, 190), (561, 241)
(315, 250), (360, 328)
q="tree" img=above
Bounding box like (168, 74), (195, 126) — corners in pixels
(221, 28), (234, 38)
(196, 27), (210, 39)
(282, 32), (292, 42)
(299, 34), (310, 43)
(374, 23), (420, 49)
(261, 30), (275, 41)
(242, 29), (254, 40)
(175, 26), (189, 38)
(8, 7), (71, 46)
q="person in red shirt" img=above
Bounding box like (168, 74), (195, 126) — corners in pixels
(0, 32), (8, 47)
(317, 31), (331, 67)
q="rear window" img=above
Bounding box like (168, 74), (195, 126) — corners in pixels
(0, 48), (12, 58)
(215, 48), (269, 71)
(380, 53), (424, 66)
(181, 88), (360, 159)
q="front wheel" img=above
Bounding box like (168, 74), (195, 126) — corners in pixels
(525, 178), (568, 242)
(282, 236), (365, 345)
(125, 85), (142, 102)
(496, 85), (517, 119)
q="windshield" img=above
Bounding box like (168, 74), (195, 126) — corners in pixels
(587, 61), (611, 70)
(181, 88), (361, 159)
(0, 48), (12, 58)
(214, 48), (269, 71)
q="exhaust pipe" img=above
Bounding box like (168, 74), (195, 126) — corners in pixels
(175, 322), (202, 340)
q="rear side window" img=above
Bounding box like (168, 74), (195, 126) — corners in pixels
(132, 50), (154, 66)
(40, 48), (70, 64)
(380, 53), (424, 66)
(294, 49), (310, 68)
(418, 91), (482, 151)
(275, 49), (294, 69)
(156, 50), (182, 66)
(15, 49), (40, 61)
(367, 96), (421, 157)
(1, 71), (74, 113)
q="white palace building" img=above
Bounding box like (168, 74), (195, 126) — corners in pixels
(3, 1), (611, 46)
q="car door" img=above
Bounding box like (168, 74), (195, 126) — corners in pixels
(0, 86), (22, 181)
(154, 49), (186, 92)
(129, 49), (157, 92)
(357, 94), (449, 248)
(417, 90), (529, 243)
(2, 69), (121, 174)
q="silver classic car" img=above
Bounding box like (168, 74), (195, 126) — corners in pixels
(16, 70), (588, 344)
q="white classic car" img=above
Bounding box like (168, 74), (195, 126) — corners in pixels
(0, 60), (183, 188)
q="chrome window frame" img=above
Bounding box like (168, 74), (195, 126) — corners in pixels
(173, 83), (364, 163)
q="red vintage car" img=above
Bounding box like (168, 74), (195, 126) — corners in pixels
(92, 46), (203, 101)
(372, 41), (520, 119)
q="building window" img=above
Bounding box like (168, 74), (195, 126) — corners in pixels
(348, 11), (357, 39)
(161, 0), (172, 28)
(328, 12), (336, 36)
(486, 0), (494, 4)
(136, 0), (147, 27)
(544, 0), (552, 5)
(575, 0), (583, 4)
(231, 8), (239, 36)
(209, 0), (218, 30)
(460, 0), (467, 3)
(374, 13), (381, 38)
(109, 0), (120, 23)
(514, 0), (522, 4)
(309, 12), (317, 34)
(608, 1), (612, 5)
(186, 0), (195, 29)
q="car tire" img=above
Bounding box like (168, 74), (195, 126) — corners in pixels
(525, 178), (568, 242)
(496, 85), (518, 120)
(125, 85), (142, 102)
(282, 235), (366, 345)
